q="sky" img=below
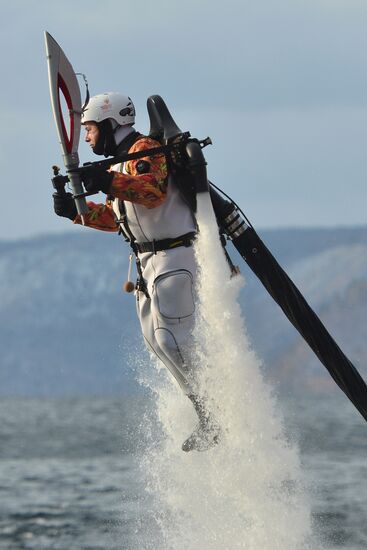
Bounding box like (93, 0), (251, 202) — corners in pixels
(1, 0), (367, 240)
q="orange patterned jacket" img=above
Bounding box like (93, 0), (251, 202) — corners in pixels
(74, 136), (167, 232)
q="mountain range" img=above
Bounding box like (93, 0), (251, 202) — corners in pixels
(1, 225), (366, 397)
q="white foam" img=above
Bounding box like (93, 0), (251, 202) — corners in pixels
(136, 193), (317, 549)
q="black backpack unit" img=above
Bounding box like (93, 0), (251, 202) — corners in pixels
(146, 94), (206, 214)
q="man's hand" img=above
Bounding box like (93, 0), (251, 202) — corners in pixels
(53, 192), (78, 220)
(79, 167), (114, 195)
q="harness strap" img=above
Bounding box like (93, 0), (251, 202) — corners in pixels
(134, 255), (150, 298)
(135, 232), (197, 254)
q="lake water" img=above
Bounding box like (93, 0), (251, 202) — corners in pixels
(0, 392), (365, 549)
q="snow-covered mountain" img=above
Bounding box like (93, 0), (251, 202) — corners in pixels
(1, 226), (366, 395)
(0, 231), (141, 395)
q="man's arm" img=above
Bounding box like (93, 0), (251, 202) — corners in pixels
(67, 136), (168, 229)
(73, 199), (118, 232)
(110, 136), (168, 209)
(53, 185), (118, 232)
(80, 136), (169, 210)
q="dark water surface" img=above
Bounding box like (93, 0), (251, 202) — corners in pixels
(0, 394), (365, 549)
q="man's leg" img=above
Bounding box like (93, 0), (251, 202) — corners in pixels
(136, 249), (221, 451)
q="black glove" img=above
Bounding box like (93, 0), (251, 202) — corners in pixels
(79, 167), (114, 195)
(53, 192), (78, 220)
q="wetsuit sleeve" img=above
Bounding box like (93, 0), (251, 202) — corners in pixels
(109, 136), (168, 209)
(74, 199), (118, 232)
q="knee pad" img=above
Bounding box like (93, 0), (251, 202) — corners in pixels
(153, 269), (195, 324)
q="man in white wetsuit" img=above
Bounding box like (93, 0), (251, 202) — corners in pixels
(53, 92), (220, 452)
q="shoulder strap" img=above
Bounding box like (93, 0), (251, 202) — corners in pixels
(114, 131), (143, 247)
(117, 199), (137, 248)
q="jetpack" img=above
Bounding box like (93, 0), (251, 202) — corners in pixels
(145, 95), (367, 423)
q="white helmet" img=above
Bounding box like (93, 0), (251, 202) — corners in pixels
(81, 92), (135, 126)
